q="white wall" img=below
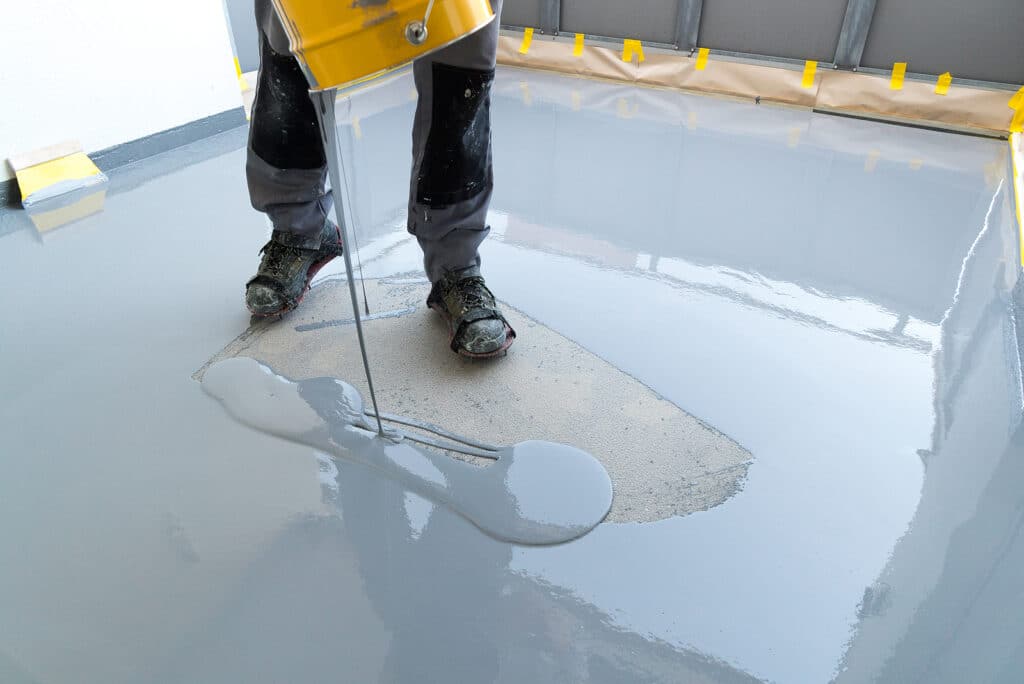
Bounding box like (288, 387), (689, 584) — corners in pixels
(0, 1), (244, 182)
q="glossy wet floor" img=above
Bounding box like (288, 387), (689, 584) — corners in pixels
(1, 69), (1022, 683)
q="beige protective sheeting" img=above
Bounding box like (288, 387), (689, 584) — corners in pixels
(498, 35), (1020, 136)
(639, 53), (818, 108)
(817, 71), (1018, 135)
(499, 35), (815, 108)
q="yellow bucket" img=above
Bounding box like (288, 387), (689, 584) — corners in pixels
(270, 0), (495, 91)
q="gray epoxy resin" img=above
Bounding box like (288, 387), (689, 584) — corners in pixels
(202, 357), (613, 544)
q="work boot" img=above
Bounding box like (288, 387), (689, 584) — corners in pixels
(427, 266), (516, 357)
(245, 220), (344, 316)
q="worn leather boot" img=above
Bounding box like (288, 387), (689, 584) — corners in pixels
(427, 265), (516, 357)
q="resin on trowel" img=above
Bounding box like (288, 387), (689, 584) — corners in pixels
(201, 357), (613, 544)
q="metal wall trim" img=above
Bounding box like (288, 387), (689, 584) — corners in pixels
(674, 0), (703, 51)
(834, 0), (877, 69)
(540, 0), (560, 34)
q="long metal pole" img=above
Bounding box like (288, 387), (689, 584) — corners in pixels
(311, 88), (386, 436)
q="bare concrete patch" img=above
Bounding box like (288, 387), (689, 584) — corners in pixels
(197, 277), (752, 523)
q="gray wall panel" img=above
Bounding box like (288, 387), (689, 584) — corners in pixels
(501, 0), (544, 29)
(861, 0), (1024, 84)
(698, 0), (847, 61)
(225, 0), (260, 72)
(561, 0), (679, 44)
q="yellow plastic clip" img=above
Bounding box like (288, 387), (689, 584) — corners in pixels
(622, 39), (645, 63)
(801, 61), (818, 89)
(519, 28), (534, 55)
(695, 47), (710, 71)
(935, 72), (952, 96)
(573, 33), (585, 57)
(1012, 106), (1024, 134)
(890, 62), (907, 90)
(1009, 86), (1024, 111)
(1010, 93), (1024, 134)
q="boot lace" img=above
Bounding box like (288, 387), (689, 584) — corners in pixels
(451, 276), (494, 311)
(259, 242), (307, 277)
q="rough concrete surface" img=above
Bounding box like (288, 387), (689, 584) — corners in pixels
(198, 276), (752, 523)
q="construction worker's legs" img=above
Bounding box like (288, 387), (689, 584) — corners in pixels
(246, 0), (331, 249)
(408, 0), (503, 283)
(247, 0), (503, 268)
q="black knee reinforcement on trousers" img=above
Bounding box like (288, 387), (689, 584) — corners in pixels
(416, 63), (495, 208)
(250, 33), (326, 170)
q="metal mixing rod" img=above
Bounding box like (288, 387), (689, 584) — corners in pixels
(311, 88), (386, 436)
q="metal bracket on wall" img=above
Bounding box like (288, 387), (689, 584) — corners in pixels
(540, 0), (560, 35)
(675, 0), (703, 52)
(834, 0), (877, 69)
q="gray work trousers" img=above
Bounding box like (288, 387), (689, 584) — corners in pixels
(247, 0), (502, 283)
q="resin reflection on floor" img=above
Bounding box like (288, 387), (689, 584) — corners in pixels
(1, 68), (1022, 684)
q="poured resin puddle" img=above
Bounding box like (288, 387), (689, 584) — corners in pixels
(201, 277), (754, 523)
(202, 357), (613, 545)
